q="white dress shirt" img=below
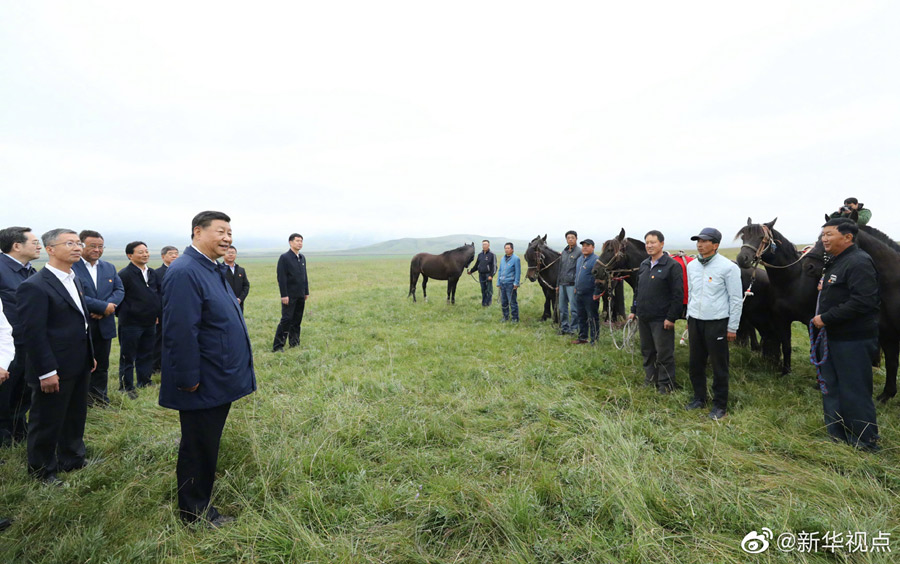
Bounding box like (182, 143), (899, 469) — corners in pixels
(0, 301), (13, 371)
(40, 264), (88, 380)
(138, 264), (149, 285)
(82, 257), (99, 289)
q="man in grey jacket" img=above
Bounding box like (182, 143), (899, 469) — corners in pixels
(684, 228), (743, 420)
(557, 230), (580, 335)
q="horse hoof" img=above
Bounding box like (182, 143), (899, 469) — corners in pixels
(877, 392), (895, 404)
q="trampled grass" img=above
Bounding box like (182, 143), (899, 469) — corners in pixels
(1, 256), (898, 563)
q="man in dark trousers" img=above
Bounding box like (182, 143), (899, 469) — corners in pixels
(153, 245), (180, 372)
(72, 230), (124, 407)
(272, 233), (309, 352)
(573, 239), (600, 344)
(467, 240), (496, 306)
(0, 226), (41, 447)
(223, 245), (250, 312)
(557, 230), (580, 335)
(812, 218), (880, 452)
(627, 230), (683, 393)
(117, 241), (161, 397)
(159, 210), (256, 527)
(16, 229), (95, 484)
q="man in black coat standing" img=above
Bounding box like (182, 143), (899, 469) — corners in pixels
(16, 228), (95, 484)
(153, 245), (180, 373)
(223, 246), (250, 312)
(467, 240), (496, 307)
(272, 233), (309, 352)
(117, 241), (161, 396)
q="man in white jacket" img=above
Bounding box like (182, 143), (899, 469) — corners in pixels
(684, 228), (743, 420)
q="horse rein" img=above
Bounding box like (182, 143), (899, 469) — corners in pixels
(532, 244), (560, 292)
(741, 224), (812, 269)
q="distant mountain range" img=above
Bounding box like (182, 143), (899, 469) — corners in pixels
(312, 234), (533, 256)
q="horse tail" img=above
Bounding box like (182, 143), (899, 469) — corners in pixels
(409, 257), (421, 299)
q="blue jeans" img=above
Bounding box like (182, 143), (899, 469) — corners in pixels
(478, 272), (493, 306)
(498, 283), (518, 321)
(558, 285), (577, 333)
(119, 324), (156, 391)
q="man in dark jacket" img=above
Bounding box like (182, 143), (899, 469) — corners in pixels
(627, 230), (683, 393)
(0, 226), (40, 446)
(572, 239), (601, 344)
(557, 230), (580, 335)
(117, 241), (161, 396)
(153, 245), (180, 372)
(223, 246), (250, 312)
(160, 210), (255, 526)
(812, 218), (880, 452)
(468, 240), (496, 307)
(72, 230), (124, 406)
(272, 233), (309, 352)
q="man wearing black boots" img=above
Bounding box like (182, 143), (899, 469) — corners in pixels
(272, 233), (309, 352)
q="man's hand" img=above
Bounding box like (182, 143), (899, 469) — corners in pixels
(488, 276), (492, 281)
(178, 383), (200, 392)
(0, 367), (8, 385)
(41, 374), (60, 393)
(726, 331), (737, 342)
(91, 359), (97, 373)
(281, 296), (289, 305)
(513, 285), (518, 290)
(628, 313), (636, 321)
(103, 303), (116, 316)
(237, 298), (241, 303)
(90, 313), (104, 319)
(304, 295), (309, 300)
(663, 320), (675, 330)
(593, 295), (601, 301)
(812, 315), (826, 329)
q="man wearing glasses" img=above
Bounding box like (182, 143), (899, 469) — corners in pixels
(16, 229), (96, 485)
(0, 226), (41, 447)
(72, 230), (124, 407)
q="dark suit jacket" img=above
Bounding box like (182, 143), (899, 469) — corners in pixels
(16, 268), (94, 382)
(157, 263), (169, 279)
(0, 253), (38, 342)
(72, 259), (125, 340)
(276, 250), (309, 298)
(117, 263), (161, 327)
(224, 263), (250, 304)
(159, 246), (256, 411)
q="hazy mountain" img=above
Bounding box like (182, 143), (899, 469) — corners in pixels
(312, 234), (533, 256)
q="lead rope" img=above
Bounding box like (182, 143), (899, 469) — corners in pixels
(808, 321), (829, 394)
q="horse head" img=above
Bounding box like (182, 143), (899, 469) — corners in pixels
(735, 217), (778, 269)
(524, 235), (546, 282)
(597, 228), (627, 274)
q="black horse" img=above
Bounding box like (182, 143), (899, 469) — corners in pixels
(524, 235), (560, 322)
(735, 218), (818, 375)
(802, 221), (900, 402)
(408, 243), (475, 304)
(591, 229), (637, 323)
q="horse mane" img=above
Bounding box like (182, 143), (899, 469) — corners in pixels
(601, 237), (644, 256)
(859, 225), (900, 254)
(442, 243), (473, 256)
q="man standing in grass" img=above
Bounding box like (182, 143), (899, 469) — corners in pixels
(684, 228), (743, 421)
(812, 218), (880, 452)
(572, 239), (600, 344)
(117, 242), (161, 396)
(557, 230), (580, 335)
(223, 246), (250, 312)
(273, 233), (309, 352)
(160, 211), (256, 527)
(468, 240), (496, 307)
(496, 242), (521, 322)
(627, 230), (683, 393)
(153, 245), (180, 373)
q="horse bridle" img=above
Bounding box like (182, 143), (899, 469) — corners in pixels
(530, 243), (560, 291)
(596, 239), (640, 279)
(740, 224), (776, 268)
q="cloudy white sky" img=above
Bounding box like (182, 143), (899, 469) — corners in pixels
(2, 1), (898, 250)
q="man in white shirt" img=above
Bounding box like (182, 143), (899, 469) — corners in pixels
(16, 228), (96, 484)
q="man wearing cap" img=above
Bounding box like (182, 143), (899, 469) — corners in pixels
(829, 197), (871, 226)
(684, 227), (743, 420)
(572, 239), (600, 344)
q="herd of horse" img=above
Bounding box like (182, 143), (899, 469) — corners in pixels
(407, 217), (900, 403)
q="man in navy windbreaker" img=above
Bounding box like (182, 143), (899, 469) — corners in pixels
(573, 239), (601, 344)
(159, 211), (256, 527)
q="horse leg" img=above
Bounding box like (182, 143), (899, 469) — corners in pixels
(541, 288), (551, 321)
(422, 276), (428, 302)
(779, 321), (792, 376)
(409, 269), (419, 302)
(877, 335), (898, 403)
(450, 277), (458, 304)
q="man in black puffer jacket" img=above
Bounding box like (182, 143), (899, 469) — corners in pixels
(812, 218), (880, 452)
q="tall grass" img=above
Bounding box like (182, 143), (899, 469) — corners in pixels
(0, 256), (897, 563)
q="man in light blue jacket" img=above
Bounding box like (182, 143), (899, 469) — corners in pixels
(496, 242), (521, 322)
(684, 228), (743, 421)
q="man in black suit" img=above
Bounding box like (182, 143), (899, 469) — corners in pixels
(153, 245), (179, 372)
(16, 228), (95, 484)
(223, 246), (250, 312)
(117, 241), (161, 397)
(0, 226), (41, 447)
(272, 233), (309, 352)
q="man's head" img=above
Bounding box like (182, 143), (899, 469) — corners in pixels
(289, 233), (303, 253)
(42, 228), (82, 269)
(579, 238), (595, 256)
(482, 239), (490, 252)
(79, 230), (105, 263)
(160, 245), (179, 266)
(644, 230), (665, 258)
(843, 197), (860, 211)
(191, 210), (233, 259)
(126, 241), (150, 267)
(504, 242), (514, 256)
(0, 226), (41, 263)
(224, 245), (237, 264)
(821, 218), (858, 256)
(565, 230), (577, 247)
(691, 227), (722, 258)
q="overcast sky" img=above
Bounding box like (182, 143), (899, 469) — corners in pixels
(2, 1), (898, 250)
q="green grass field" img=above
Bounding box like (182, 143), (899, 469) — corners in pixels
(1, 255), (898, 563)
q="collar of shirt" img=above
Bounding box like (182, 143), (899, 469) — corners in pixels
(45, 263), (75, 284)
(191, 244), (219, 265)
(1, 253), (28, 269)
(82, 257), (98, 270)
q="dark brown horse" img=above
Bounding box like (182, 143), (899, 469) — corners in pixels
(524, 235), (560, 322)
(408, 243), (475, 304)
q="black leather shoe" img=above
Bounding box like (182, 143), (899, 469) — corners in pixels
(209, 514), (235, 528)
(127, 390), (139, 400)
(41, 474), (63, 487)
(0, 517), (11, 531)
(709, 408), (727, 420)
(272, 348), (284, 353)
(684, 399), (705, 410)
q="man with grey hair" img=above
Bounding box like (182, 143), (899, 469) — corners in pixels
(17, 228), (95, 484)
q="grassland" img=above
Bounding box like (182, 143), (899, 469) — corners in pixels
(1, 255), (898, 563)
